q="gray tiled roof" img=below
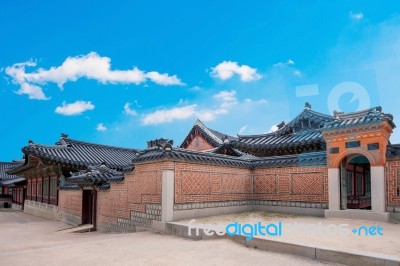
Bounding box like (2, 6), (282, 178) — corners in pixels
(133, 146), (326, 169)
(0, 162), (22, 180)
(0, 162), (25, 186)
(387, 144), (400, 159)
(324, 106), (396, 130)
(180, 119), (237, 148)
(233, 108), (334, 152)
(64, 165), (124, 191)
(19, 135), (138, 172)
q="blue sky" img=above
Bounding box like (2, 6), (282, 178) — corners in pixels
(1, 1), (400, 161)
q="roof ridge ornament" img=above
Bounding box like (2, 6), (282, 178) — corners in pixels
(304, 102), (312, 110)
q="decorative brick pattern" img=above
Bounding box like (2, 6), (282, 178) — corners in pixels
(291, 173), (323, 195)
(278, 175), (290, 193)
(182, 171), (210, 195)
(387, 160), (400, 206)
(210, 173), (222, 194)
(222, 174), (246, 194)
(253, 175), (277, 194)
(175, 162), (328, 204)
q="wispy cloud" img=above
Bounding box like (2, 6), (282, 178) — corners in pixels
(238, 125), (248, 134)
(5, 52), (185, 100)
(142, 104), (198, 125)
(213, 90), (237, 108)
(349, 11), (364, 21)
(55, 100), (95, 116)
(211, 61), (262, 82)
(124, 103), (137, 116)
(273, 59), (295, 68)
(141, 90), (239, 125)
(96, 123), (107, 132)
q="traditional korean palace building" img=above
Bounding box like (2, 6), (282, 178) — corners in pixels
(4, 103), (400, 232)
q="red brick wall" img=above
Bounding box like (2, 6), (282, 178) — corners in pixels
(97, 162), (162, 227)
(58, 190), (82, 217)
(175, 162), (328, 204)
(186, 135), (215, 151)
(387, 159), (400, 206)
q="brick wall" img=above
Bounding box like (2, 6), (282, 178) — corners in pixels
(174, 162), (328, 204)
(387, 159), (400, 207)
(186, 135), (215, 151)
(58, 189), (82, 226)
(96, 162), (162, 232)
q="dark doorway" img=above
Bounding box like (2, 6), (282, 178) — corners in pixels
(340, 155), (371, 210)
(82, 189), (97, 226)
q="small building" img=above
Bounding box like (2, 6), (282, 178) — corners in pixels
(7, 104), (400, 232)
(0, 161), (26, 209)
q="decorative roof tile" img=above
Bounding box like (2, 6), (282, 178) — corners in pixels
(64, 165), (124, 191)
(324, 106), (396, 130)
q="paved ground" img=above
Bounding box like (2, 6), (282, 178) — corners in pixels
(0, 210), (341, 266)
(179, 211), (400, 259)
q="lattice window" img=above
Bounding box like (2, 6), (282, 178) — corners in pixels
(50, 177), (57, 198)
(27, 180), (31, 197)
(43, 177), (49, 198)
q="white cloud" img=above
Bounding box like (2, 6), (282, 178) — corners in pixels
(211, 61), (262, 82)
(350, 11), (364, 21)
(142, 104), (198, 125)
(96, 123), (107, 132)
(145, 71), (184, 86)
(238, 125), (248, 134)
(16, 82), (50, 100)
(55, 100), (95, 116)
(141, 90), (239, 125)
(273, 59), (295, 68)
(189, 86), (202, 91)
(124, 103), (137, 116)
(268, 125), (279, 133)
(293, 70), (302, 77)
(213, 90), (238, 108)
(244, 98), (268, 105)
(5, 52), (185, 100)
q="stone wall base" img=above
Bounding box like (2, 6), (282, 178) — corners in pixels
(11, 203), (23, 211)
(24, 200), (60, 220)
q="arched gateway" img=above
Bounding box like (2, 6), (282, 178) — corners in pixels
(323, 107), (394, 221)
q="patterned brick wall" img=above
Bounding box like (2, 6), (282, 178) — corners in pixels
(186, 135), (215, 151)
(97, 162), (162, 231)
(387, 160), (400, 206)
(251, 167), (328, 202)
(175, 162), (328, 204)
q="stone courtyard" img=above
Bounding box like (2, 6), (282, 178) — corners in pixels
(0, 210), (341, 266)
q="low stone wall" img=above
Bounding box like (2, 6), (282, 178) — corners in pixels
(11, 203), (23, 211)
(173, 200), (327, 220)
(387, 206), (400, 223)
(24, 200), (59, 220)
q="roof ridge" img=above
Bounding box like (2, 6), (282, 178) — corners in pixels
(64, 138), (138, 151)
(336, 106), (381, 119)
